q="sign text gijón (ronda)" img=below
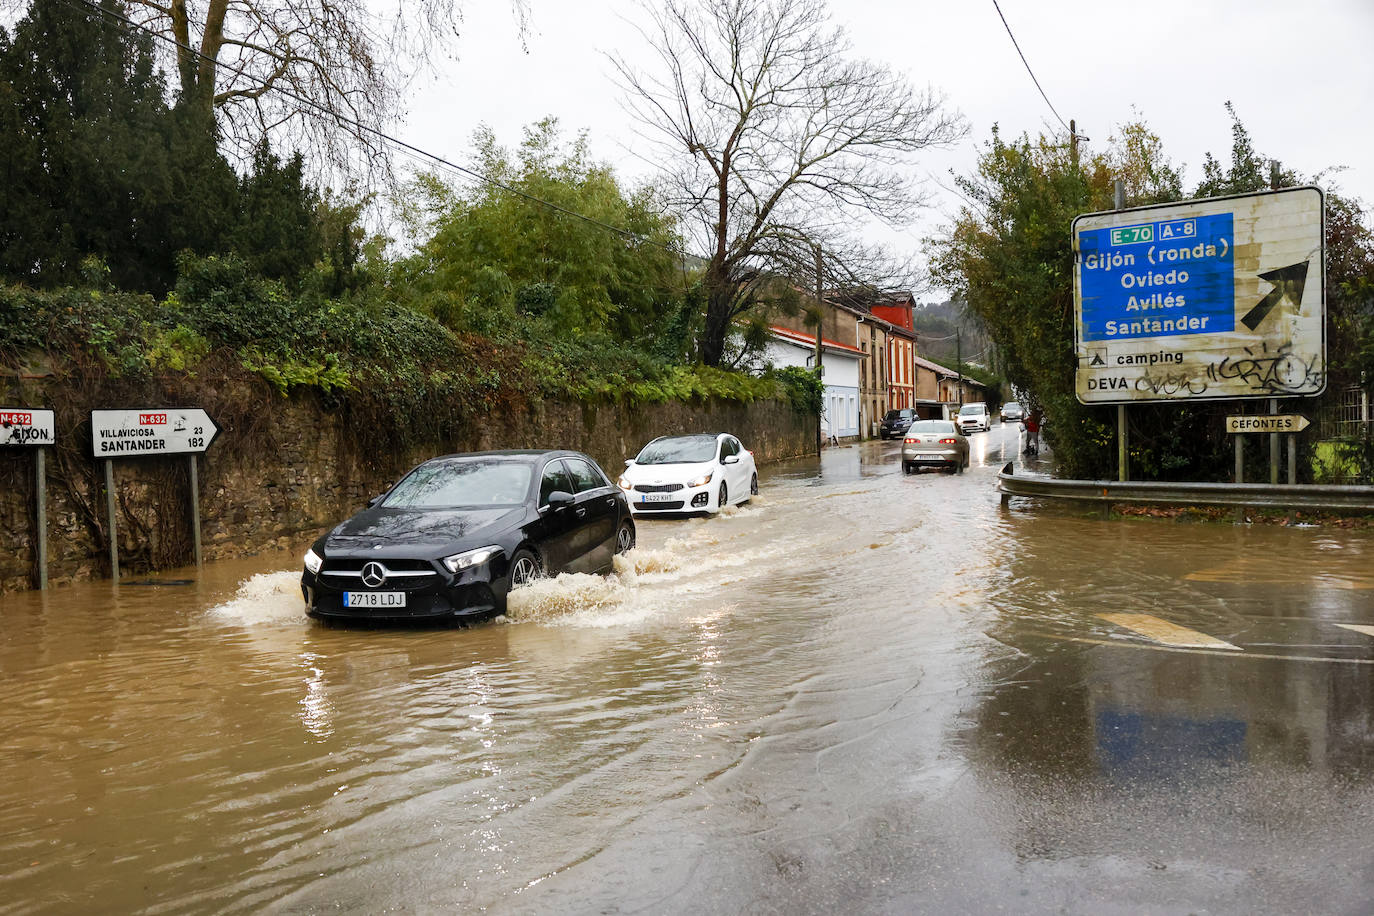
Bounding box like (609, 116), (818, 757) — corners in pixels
(90, 409), (219, 457)
(1073, 186), (1325, 404)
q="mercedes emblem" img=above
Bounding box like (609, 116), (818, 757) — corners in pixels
(361, 561), (387, 588)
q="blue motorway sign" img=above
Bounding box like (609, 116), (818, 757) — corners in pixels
(1079, 213), (1233, 342)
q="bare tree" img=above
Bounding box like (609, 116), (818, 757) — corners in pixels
(613, 0), (964, 366)
(108, 0), (529, 178)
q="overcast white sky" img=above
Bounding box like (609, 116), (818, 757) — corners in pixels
(400, 0), (1374, 293)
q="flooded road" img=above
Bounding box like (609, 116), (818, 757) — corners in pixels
(4, 424), (1374, 913)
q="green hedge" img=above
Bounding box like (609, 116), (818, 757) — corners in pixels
(0, 257), (821, 419)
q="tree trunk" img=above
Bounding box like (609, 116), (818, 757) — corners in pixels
(700, 278), (733, 367)
(170, 0), (224, 125)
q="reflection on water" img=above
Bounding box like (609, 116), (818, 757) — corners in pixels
(3, 430), (1374, 911)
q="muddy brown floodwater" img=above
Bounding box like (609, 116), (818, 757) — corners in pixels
(4, 425), (1374, 914)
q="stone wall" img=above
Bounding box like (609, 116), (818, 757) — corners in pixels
(0, 393), (814, 592)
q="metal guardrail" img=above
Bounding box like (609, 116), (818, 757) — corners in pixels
(997, 462), (1374, 512)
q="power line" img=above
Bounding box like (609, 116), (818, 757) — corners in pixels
(58, 0), (696, 259)
(990, 0), (1070, 134)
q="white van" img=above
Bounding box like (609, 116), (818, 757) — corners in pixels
(956, 402), (990, 433)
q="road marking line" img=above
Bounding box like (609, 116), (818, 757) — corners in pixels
(1336, 623), (1374, 638)
(1096, 613), (1241, 650)
(1021, 631), (1374, 665)
(1186, 556), (1374, 590)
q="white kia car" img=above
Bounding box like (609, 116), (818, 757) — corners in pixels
(618, 433), (758, 515)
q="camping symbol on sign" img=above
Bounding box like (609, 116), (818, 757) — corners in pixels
(1086, 348), (1107, 368)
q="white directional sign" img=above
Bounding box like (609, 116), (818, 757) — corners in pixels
(91, 408), (219, 457)
(0, 407), (55, 447)
(1074, 186), (1325, 404)
(1225, 414), (1311, 434)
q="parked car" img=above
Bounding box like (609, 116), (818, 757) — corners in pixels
(901, 420), (969, 473)
(1001, 402), (1024, 422)
(879, 408), (918, 439)
(619, 433), (758, 515)
(956, 402), (991, 433)
(301, 450), (634, 623)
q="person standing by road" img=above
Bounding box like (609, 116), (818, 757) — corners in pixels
(1023, 407), (1042, 455)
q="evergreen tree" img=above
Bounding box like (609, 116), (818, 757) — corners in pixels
(229, 143), (322, 282)
(0, 0), (215, 290)
(0, 0), (346, 293)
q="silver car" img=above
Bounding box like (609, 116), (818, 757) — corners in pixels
(901, 420), (969, 474)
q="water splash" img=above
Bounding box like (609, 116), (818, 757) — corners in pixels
(504, 572), (630, 624)
(614, 547), (681, 577)
(208, 571), (305, 625)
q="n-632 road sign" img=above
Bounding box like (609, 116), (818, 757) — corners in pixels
(0, 408), (55, 447)
(1074, 186), (1325, 404)
(91, 408), (219, 457)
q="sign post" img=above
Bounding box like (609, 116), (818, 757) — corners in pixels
(1226, 411), (1311, 519)
(189, 454), (201, 567)
(91, 408), (219, 580)
(105, 458), (118, 578)
(1112, 179), (1129, 483)
(2, 408), (56, 589)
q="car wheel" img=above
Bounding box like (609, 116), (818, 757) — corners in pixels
(750, 473), (759, 496)
(615, 520), (635, 555)
(717, 481), (728, 512)
(509, 548), (542, 589)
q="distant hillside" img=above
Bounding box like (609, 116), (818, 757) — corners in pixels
(912, 300), (990, 369)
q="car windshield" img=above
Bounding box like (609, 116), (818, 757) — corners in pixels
(636, 436), (718, 465)
(884, 409), (914, 422)
(962, 405), (986, 414)
(384, 458), (533, 508)
(911, 420), (956, 434)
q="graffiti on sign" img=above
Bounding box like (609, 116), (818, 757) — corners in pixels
(1207, 341), (1325, 395)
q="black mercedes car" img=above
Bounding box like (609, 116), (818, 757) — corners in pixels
(301, 450), (635, 623)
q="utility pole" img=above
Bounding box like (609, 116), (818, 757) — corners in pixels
(813, 245), (824, 373)
(956, 329), (964, 406)
(1069, 118), (1079, 170)
(813, 245), (824, 455)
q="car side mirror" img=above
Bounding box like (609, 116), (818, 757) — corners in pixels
(723, 455), (741, 465)
(624, 459), (635, 467)
(546, 490), (575, 511)
(367, 494), (385, 508)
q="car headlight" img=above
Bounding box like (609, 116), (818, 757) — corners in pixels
(618, 476), (633, 491)
(687, 471), (713, 488)
(442, 545), (502, 573)
(304, 548), (323, 575)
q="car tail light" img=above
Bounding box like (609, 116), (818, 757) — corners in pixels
(903, 437), (918, 444)
(939, 438), (958, 444)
